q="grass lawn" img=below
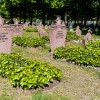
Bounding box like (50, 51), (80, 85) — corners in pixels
(0, 31), (100, 100)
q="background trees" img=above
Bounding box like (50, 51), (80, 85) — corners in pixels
(0, 0), (100, 26)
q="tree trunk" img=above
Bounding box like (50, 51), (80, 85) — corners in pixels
(23, 9), (26, 23)
(19, 13), (22, 23)
(84, 17), (87, 27)
(42, 10), (45, 26)
(96, 6), (100, 26)
(30, 10), (33, 25)
(10, 10), (13, 24)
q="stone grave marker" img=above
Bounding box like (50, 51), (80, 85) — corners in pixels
(50, 17), (67, 53)
(14, 19), (19, 25)
(0, 26), (13, 54)
(36, 19), (40, 27)
(82, 30), (94, 45)
(0, 16), (5, 26)
(39, 29), (48, 37)
(75, 26), (82, 36)
(23, 22), (29, 29)
(37, 22), (43, 30)
(37, 22), (48, 37)
(10, 24), (23, 37)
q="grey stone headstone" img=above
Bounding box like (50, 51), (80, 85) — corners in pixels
(36, 19), (40, 27)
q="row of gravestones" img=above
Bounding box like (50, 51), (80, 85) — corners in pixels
(75, 26), (94, 45)
(0, 16), (94, 54)
(0, 19), (23, 54)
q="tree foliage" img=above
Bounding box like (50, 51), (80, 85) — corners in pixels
(0, 0), (100, 25)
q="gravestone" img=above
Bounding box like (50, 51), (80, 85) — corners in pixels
(37, 22), (43, 30)
(0, 26), (13, 54)
(75, 26), (82, 36)
(14, 19), (18, 25)
(0, 16), (5, 26)
(37, 22), (48, 37)
(82, 30), (94, 45)
(50, 17), (67, 53)
(23, 22), (29, 29)
(10, 24), (23, 37)
(36, 19), (40, 27)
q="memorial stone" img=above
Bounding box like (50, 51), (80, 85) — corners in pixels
(23, 22), (29, 29)
(0, 16), (4, 26)
(0, 26), (13, 54)
(14, 19), (19, 25)
(82, 30), (94, 45)
(37, 22), (48, 37)
(36, 19), (40, 27)
(10, 19), (23, 37)
(50, 17), (67, 53)
(75, 26), (82, 36)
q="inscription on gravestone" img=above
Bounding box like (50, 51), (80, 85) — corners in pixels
(0, 27), (13, 54)
(56, 31), (64, 38)
(0, 33), (8, 42)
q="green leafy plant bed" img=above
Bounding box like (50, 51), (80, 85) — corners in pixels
(0, 53), (62, 90)
(53, 40), (100, 67)
(82, 28), (87, 35)
(25, 27), (38, 32)
(66, 31), (83, 42)
(13, 36), (49, 47)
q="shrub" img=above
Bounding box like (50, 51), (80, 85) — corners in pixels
(25, 27), (38, 32)
(66, 31), (83, 42)
(41, 35), (49, 42)
(82, 28), (87, 35)
(13, 36), (47, 47)
(0, 53), (62, 90)
(53, 40), (100, 67)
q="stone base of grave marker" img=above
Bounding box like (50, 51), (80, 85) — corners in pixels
(0, 26), (13, 54)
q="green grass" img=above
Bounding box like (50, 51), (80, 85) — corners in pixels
(0, 31), (100, 100)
